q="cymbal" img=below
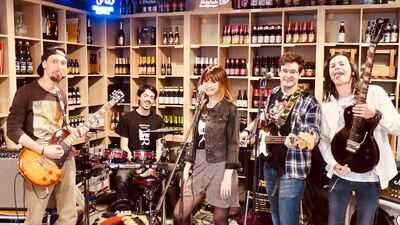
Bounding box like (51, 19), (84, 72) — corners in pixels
(149, 127), (183, 133)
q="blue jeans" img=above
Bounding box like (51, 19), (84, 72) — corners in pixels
(263, 163), (305, 225)
(328, 176), (380, 225)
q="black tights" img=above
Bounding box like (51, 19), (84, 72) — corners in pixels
(173, 194), (229, 225)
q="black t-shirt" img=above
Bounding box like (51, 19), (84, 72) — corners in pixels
(197, 109), (208, 149)
(115, 110), (165, 152)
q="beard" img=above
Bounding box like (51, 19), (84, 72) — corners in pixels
(49, 72), (63, 83)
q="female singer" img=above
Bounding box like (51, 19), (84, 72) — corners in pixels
(173, 65), (241, 225)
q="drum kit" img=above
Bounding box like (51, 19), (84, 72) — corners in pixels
(84, 127), (182, 225)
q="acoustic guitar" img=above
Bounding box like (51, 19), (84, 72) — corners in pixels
(331, 18), (388, 173)
(17, 90), (124, 187)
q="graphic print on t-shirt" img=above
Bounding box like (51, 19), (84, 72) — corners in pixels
(32, 100), (63, 142)
(138, 123), (151, 149)
(197, 112), (207, 149)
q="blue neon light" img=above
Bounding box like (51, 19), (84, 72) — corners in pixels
(92, 0), (116, 15)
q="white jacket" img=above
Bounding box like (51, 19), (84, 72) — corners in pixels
(319, 85), (400, 189)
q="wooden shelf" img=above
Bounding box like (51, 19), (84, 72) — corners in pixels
(284, 43), (316, 47)
(87, 44), (104, 48)
(158, 75), (184, 79)
(0, 113), (8, 118)
(228, 76), (248, 80)
(43, 39), (65, 44)
(68, 74), (86, 78)
(88, 74), (103, 77)
(132, 45), (157, 49)
(16, 74), (39, 78)
(220, 44), (249, 48)
(159, 45), (184, 48)
(361, 43), (398, 47)
(66, 42), (85, 46)
(371, 79), (398, 83)
(250, 43), (282, 47)
(190, 44), (219, 48)
(0, 34), (8, 38)
(68, 105), (88, 110)
(107, 46), (131, 49)
(324, 42), (360, 47)
(14, 36), (41, 41)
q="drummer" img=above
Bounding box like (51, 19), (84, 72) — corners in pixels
(114, 84), (165, 203)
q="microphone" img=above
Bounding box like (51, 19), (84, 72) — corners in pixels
(196, 84), (206, 102)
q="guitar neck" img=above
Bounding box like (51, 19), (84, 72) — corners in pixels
(356, 44), (377, 105)
(63, 102), (110, 146)
(265, 136), (286, 145)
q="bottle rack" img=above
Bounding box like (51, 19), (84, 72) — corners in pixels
(1, 0), (400, 153)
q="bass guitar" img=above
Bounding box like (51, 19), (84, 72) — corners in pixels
(331, 18), (388, 173)
(18, 90), (125, 187)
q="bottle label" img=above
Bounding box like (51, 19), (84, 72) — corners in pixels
(391, 33), (398, 43)
(292, 34), (299, 43)
(308, 33), (315, 43)
(337, 33), (345, 43)
(286, 34), (292, 43)
(270, 35), (276, 44)
(276, 35), (282, 43)
(252, 35), (258, 44)
(264, 35), (270, 44)
(384, 33), (391, 43)
(27, 62), (33, 74)
(258, 36), (264, 44)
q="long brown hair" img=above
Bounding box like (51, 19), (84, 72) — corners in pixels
(323, 53), (360, 101)
(199, 65), (233, 102)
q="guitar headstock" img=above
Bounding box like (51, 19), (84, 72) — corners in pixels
(297, 132), (315, 151)
(369, 18), (389, 44)
(109, 90), (125, 106)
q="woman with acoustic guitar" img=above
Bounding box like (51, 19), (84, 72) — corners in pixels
(319, 52), (400, 225)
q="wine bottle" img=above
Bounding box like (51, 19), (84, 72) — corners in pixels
(337, 21), (345, 43)
(87, 18), (93, 44)
(25, 41), (33, 74)
(117, 22), (125, 46)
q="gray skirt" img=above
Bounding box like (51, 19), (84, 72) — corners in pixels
(183, 149), (239, 208)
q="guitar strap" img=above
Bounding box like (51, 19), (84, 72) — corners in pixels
(55, 87), (68, 128)
(264, 87), (303, 196)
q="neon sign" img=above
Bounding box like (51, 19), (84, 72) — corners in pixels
(92, 0), (115, 15)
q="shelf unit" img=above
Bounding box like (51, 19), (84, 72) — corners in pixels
(1, 1), (400, 155)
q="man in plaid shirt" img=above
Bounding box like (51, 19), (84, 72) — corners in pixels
(240, 52), (321, 225)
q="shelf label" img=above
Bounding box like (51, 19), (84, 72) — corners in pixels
(92, 0), (115, 15)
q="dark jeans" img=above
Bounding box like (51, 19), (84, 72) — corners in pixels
(328, 175), (380, 225)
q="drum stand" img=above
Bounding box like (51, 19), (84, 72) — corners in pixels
(81, 130), (98, 225)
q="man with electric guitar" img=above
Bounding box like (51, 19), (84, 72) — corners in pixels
(319, 18), (400, 225)
(7, 47), (124, 225)
(240, 52), (321, 225)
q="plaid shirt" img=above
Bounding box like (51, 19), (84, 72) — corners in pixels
(264, 86), (321, 179)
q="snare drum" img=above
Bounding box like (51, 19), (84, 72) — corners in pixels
(103, 149), (128, 163)
(133, 150), (155, 164)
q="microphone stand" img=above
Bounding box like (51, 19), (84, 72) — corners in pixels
(151, 94), (207, 225)
(244, 77), (269, 225)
